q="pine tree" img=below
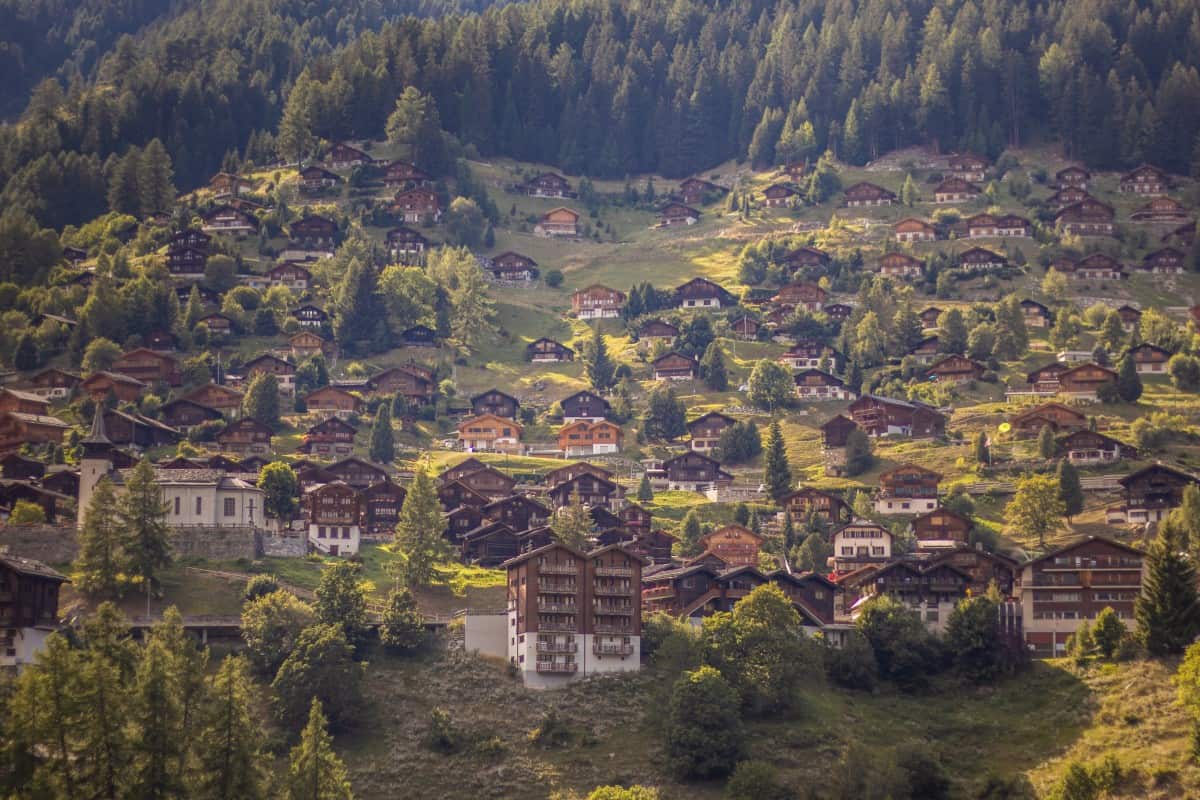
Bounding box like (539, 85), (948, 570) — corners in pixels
(284, 700), (354, 800)
(107, 148), (142, 215)
(1057, 459), (1084, 521)
(369, 404), (394, 464)
(680, 510), (704, 556)
(843, 428), (872, 477)
(333, 257), (389, 355)
(1037, 424), (1056, 460)
(242, 372), (281, 428)
(551, 490), (593, 549)
(194, 656), (265, 800)
(183, 285), (204, 330)
(1136, 516), (1200, 655)
(315, 560), (370, 651)
(128, 632), (185, 800)
(585, 325), (616, 391)
(699, 341), (728, 391)
(900, 173), (917, 206)
(393, 469), (453, 587)
(637, 473), (654, 501)
(380, 588), (425, 653)
(138, 139), (176, 217)
(75, 639), (133, 800)
(1116, 354), (1143, 403)
(119, 459), (171, 597)
(13, 332), (38, 370)
(973, 431), (989, 465)
(763, 421), (792, 503)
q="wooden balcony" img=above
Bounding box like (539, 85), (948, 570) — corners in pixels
(594, 623), (632, 634)
(537, 601), (577, 614)
(539, 621), (577, 633)
(535, 661), (578, 674)
(538, 581), (577, 592)
(593, 643), (634, 656)
(641, 586), (675, 600)
(536, 641), (577, 654)
(595, 566), (633, 577)
(592, 585), (631, 597)
(540, 564), (578, 575)
(594, 606), (634, 615)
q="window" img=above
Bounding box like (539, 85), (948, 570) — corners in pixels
(195, 497), (202, 515)
(318, 527), (326, 539)
(223, 498), (236, 517)
(174, 497), (181, 515)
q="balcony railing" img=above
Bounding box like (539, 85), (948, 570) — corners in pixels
(538, 580), (577, 591)
(595, 606), (634, 615)
(594, 624), (631, 634)
(539, 621), (577, 633)
(540, 564), (578, 575)
(595, 566), (633, 577)
(642, 586), (675, 600)
(535, 661), (578, 674)
(592, 585), (631, 597)
(536, 641), (577, 654)
(537, 602), (577, 614)
(593, 643), (635, 656)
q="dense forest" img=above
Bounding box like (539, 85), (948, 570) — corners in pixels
(3, 0), (1200, 232)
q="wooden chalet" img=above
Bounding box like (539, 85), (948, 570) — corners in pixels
(289, 331), (329, 360)
(112, 348), (181, 387)
(159, 399), (223, 431)
(288, 215), (337, 251)
(298, 165), (341, 193)
(782, 486), (850, 524)
(571, 285), (625, 319)
(522, 172), (574, 198)
(661, 451), (732, 491)
(393, 187), (441, 223)
(1055, 198), (1115, 236)
(782, 246), (830, 274)
(200, 205), (258, 235)
(100, 409), (179, 448)
(1055, 165), (1091, 189)
(843, 182), (896, 207)
(0, 554), (68, 670)
(761, 183), (798, 207)
(301, 417), (357, 458)
(793, 369), (855, 401)
(652, 352), (698, 381)
(1052, 253), (1124, 281)
(18, 368), (81, 400)
(526, 338), (574, 363)
(686, 411), (735, 452)
(854, 560), (970, 632)
(958, 246), (1006, 272)
(471, 389), (520, 419)
(560, 390), (611, 423)
(216, 418), (272, 456)
(325, 142), (371, 168)
(324, 457), (389, 490)
(678, 178), (722, 206)
(1117, 464), (1197, 524)
(458, 414), (523, 453)
(81, 371), (146, 403)
(894, 218), (936, 243)
(548, 471), (623, 508)
(166, 244), (207, 277)
(1058, 430), (1136, 465)
(0, 389), (48, 417)
(964, 213), (1031, 239)
(487, 251), (539, 282)
(1119, 164), (1168, 195)
(386, 227), (429, 262)
(291, 304), (328, 328)
(0, 413), (69, 452)
(534, 207), (580, 237)
(382, 161), (433, 188)
(823, 303), (853, 322)
(1140, 247), (1186, 274)
(369, 364), (435, 402)
(906, 336), (940, 364)
(209, 172), (250, 197)
(1131, 197), (1190, 225)
(875, 464), (941, 516)
(658, 203), (700, 227)
(911, 508), (973, 547)
(1020, 299), (1052, 328)
(461, 522), (521, 567)
(638, 320), (679, 341)
(848, 395), (946, 438)
(1057, 363), (1117, 400)
(675, 277), (736, 309)
(1117, 305), (1142, 331)
(773, 281), (827, 311)
(925, 355), (985, 384)
(933, 177), (980, 203)
(305, 386), (363, 418)
(482, 494), (549, 532)
(947, 153), (989, 181)
(183, 383), (242, 414)
(197, 312), (233, 335)
(690, 525), (764, 567)
(1046, 186), (1091, 209)
(779, 340), (840, 370)
(557, 420), (622, 457)
(399, 324), (438, 348)
(243, 353), (295, 394)
(542, 462), (613, 490)
(875, 252), (922, 278)
(364, 480), (406, 534)
(919, 307), (943, 328)
(306, 481), (363, 557)
(830, 519), (894, 572)
(729, 315), (760, 340)
(1128, 343), (1172, 375)
(821, 414), (859, 451)
(0, 453), (44, 481)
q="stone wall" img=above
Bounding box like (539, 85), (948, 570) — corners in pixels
(0, 525), (77, 565)
(0, 524), (261, 564)
(261, 531), (306, 558)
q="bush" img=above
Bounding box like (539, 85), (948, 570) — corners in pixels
(824, 631), (878, 691)
(528, 709), (573, 749)
(725, 760), (788, 800)
(243, 573), (280, 602)
(545, 269), (564, 287)
(425, 707), (461, 754)
(665, 666), (743, 779)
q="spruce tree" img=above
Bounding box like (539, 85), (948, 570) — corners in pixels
(315, 560), (370, 652)
(73, 478), (126, 598)
(973, 431), (989, 464)
(1136, 517), (1200, 655)
(380, 588), (426, 653)
(138, 139), (176, 216)
(700, 341), (728, 391)
(637, 472), (654, 501)
(368, 404), (394, 464)
(284, 700), (354, 800)
(1116, 354), (1143, 403)
(13, 332), (37, 370)
(1037, 424), (1057, 460)
(195, 656), (266, 800)
(585, 325), (616, 391)
(393, 469), (453, 587)
(1057, 459), (1084, 521)
(551, 490), (593, 550)
(681, 510), (704, 556)
(242, 372), (281, 428)
(763, 421), (792, 503)
(119, 459), (172, 597)
(128, 633), (185, 800)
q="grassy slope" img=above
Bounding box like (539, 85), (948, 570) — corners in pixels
(340, 648), (1200, 800)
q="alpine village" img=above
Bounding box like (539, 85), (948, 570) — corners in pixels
(6, 1), (1200, 798)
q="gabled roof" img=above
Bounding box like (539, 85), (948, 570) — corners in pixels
(1024, 535), (1145, 568)
(0, 554), (68, 583)
(686, 410), (735, 429)
(1117, 462), (1197, 488)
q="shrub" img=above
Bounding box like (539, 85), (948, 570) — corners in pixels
(545, 269), (564, 287)
(528, 709), (573, 749)
(725, 760), (788, 800)
(425, 707), (461, 753)
(243, 573), (280, 602)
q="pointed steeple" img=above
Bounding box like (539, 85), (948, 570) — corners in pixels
(82, 403), (110, 445)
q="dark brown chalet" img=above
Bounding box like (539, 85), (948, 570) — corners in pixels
(393, 187), (441, 223)
(1046, 186), (1091, 210)
(823, 303), (853, 322)
(201, 204), (258, 235)
(690, 524), (764, 567)
(0, 413), (69, 452)
(549, 472), (622, 509)
(876, 463), (941, 516)
(386, 226), (429, 262)
(0, 554), (67, 668)
(305, 386), (364, 417)
(657, 203), (700, 227)
(1055, 198), (1115, 236)
(947, 153), (989, 181)
(652, 352), (698, 381)
(958, 246), (1006, 272)
(159, 399), (223, 431)
(821, 414), (859, 449)
(619, 504), (652, 534)
(198, 313), (233, 335)
(919, 307), (943, 328)
(686, 411), (735, 453)
(560, 390), (611, 423)
(1165, 220), (1196, 248)
(934, 176), (980, 202)
(1009, 402), (1087, 436)
(878, 252), (923, 278)
(18, 368), (81, 400)
(925, 355), (985, 384)
(1118, 463), (1198, 524)
(905, 337), (939, 365)
(81, 371), (145, 402)
(965, 213), (1032, 239)
(438, 479), (490, 512)
(779, 340), (841, 370)
(773, 281), (827, 311)
(382, 160), (433, 188)
(444, 505), (485, 542)
(400, 325), (438, 348)
(911, 507), (973, 546)
(325, 141), (371, 167)
(291, 304), (328, 328)
(639, 320), (679, 341)
(1055, 165), (1091, 189)
(113, 348), (181, 387)
(1057, 430), (1137, 465)
(289, 215), (337, 250)
(1, 453), (44, 481)
(1025, 362), (1070, 394)
(843, 182), (896, 207)
(863, 560), (971, 625)
(364, 480), (406, 534)
(782, 486), (850, 524)
(369, 364), (435, 403)
(1058, 363), (1117, 400)
(1140, 247), (1186, 274)
(523, 172), (575, 198)
(100, 409), (180, 449)
(449, 465), (517, 500)
(1017, 536), (1145, 656)
(543, 462), (614, 488)
(1020, 299), (1052, 328)
(298, 165), (341, 193)
(894, 218), (936, 243)
(675, 277), (736, 309)
(677, 178), (723, 206)
(167, 245), (207, 276)
(794, 369), (856, 402)
(461, 522), (521, 566)
(628, 528), (674, 563)
(243, 353), (295, 391)
(483, 494), (549, 532)
(1119, 164), (1168, 195)
(325, 457), (389, 490)
(643, 565), (835, 628)
(762, 183), (798, 207)
(1117, 305), (1142, 331)
(662, 451), (732, 491)
(182, 383), (242, 414)
(487, 251), (539, 282)
(1129, 343), (1172, 375)
(216, 418), (272, 456)
(0, 389), (48, 416)
(526, 338), (574, 363)
(471, 389), (520, 419)
(848, 395), (946, 438)
(1131, 197), (1190, 225)
(301, 417), (357, 458)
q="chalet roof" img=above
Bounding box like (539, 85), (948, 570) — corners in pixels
(3, 412), (69, 428)
(910, 506), (974, 531)
(1024, 534), (1145, 568)
(699, 523), (765, 544)
(456, 413), (524, 434)
(1117, 462), (1197, 488)
(471, 388), (519, 405)
(1057, 429), (1130, 449)
(878, 463), (943, 481)
(1011, 402), (1086, 422)
(1020, 298), (1050, 313)
(687, 411), (735, 429)
(0, 387), (48, 404)
(832, 518), (892, 538)
(84, 371), (147, 387)
(0, 554), (68, 583)
(652, 351), (699, 367)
